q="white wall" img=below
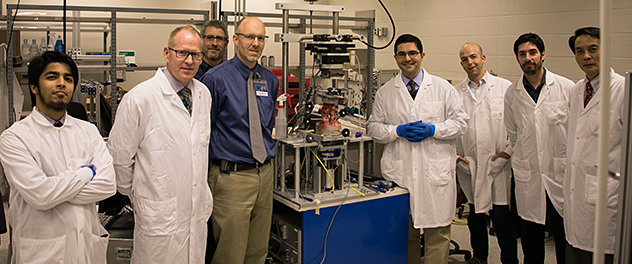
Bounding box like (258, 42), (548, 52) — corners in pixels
(5, 0), (631, 87)
(330, 0), (632, 84)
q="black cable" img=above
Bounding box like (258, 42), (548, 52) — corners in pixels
(361, 0), (396, 50)
(63, 0), (67, 53)
(6, 0), (21, 59)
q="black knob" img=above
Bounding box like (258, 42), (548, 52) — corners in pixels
(341, 128), (350, 137)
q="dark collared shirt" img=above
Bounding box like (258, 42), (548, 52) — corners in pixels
(200, 56), (279, 163)
(194, 60), (211, 81)
(522, 69), (547, 103)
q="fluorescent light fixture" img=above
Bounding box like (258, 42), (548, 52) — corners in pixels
(17, 12), (47, 16)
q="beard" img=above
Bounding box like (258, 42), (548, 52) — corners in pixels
(38, 92), (69, 112)
(521, 60), (543, 76)
(205, 49), (224, 62)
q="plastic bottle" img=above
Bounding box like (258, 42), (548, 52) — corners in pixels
(47, 33), (55, 51)
(268, 55), (275, 67)
(54, 35), (64, 53)
(21, 39), (30, 61)
(40, 37), (47, 54)
(29, 39), (39, 57)
(275, 94), (287, 139)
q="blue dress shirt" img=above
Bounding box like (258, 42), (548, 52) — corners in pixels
(200, 56), (279, 163)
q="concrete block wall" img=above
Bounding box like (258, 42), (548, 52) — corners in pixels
(331, 0), (632, 84)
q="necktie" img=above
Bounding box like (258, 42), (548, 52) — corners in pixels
(178, 87), (192, 115)
(407, 80), (418, 99)
(247, 71), (267, 163)
(584, 81), (593, 107)
(53, 121), (63, 127)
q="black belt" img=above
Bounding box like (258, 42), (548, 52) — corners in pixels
(211, 159), (271, 172)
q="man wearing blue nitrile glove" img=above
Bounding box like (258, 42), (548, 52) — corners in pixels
(367, 34), (469, 264)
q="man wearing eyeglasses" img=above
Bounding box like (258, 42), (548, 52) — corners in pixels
(200, 16), (277, 264)
(108, 24), (213, 263)
(195, 20), (229, 81)
(367, 34), (469, 264)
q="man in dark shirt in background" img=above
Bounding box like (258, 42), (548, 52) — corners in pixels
(195, 20), (228, 81)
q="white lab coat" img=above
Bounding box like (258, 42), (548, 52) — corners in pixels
(0, 109), (116, 264)
(108, 68), (213, 263)
(504, 70), (574, 224)
(368, 69), (469, 228)
(564, 70), (624, 254)
(455, 73), (512, 213)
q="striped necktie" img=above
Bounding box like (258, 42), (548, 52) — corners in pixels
(178, 87), (192, 115)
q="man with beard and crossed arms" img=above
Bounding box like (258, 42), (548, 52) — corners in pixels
(504, 32), (574, 264)
(0, 51), (116, 263)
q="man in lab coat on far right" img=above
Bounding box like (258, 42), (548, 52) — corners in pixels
(563, 26), (625, 264)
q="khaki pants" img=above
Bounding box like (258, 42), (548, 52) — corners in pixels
(408, 215), (451, 264)
(208, 163), (273, 264)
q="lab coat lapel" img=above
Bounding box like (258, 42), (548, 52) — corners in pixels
(458, 77), (477, 104)
(582, 80), (601, 114)
(156, 69), (191, 118)
(395, 72), (415, 104)
(535, 70), (554, 109)
(516, 76), (537, 107)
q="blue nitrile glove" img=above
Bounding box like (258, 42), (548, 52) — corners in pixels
(397, 122), (424, 142)
(419, 123), (435, 138)
(82, 164), (97, 180)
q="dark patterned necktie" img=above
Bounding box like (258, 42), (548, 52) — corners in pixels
(584, 81), (593, 107)
(54, 121), (62, 127)
(407, 80), (418, 99)
(178, 87), (192, 115)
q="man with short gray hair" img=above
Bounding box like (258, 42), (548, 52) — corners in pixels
(195, 19), (229, 80)
(108, 24), (213, 262)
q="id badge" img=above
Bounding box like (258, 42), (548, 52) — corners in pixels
(254, 79), (269, 97)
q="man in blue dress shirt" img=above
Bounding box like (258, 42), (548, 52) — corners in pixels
(194, 19), (228, 81)
(200, 17), (278, 264)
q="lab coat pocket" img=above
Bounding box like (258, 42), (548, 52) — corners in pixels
(490, 99), (504, 121)
(88, 232), (109, 263)
(512, 158), (531, 182)
(136, 197), (177, 236)
(420, 101), (444, 125)
(427, 157), (453, 186)
(542, 101), (568, 125)
(17, 235), (66, 264)
(585, 173), (619, 208)
(587, 111), (600, 136)
(553, 158), (566, 184)
(489, 156), (509, 176)
(381, 158), (403, 185)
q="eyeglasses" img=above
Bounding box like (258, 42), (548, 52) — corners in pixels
(235, 33), (268, 43)
(168, 47), (204, 61)
(396, 50), (420, 58)
(203, 35), (227, 43)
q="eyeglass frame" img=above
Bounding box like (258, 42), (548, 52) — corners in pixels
(235, 33), (269, 44)
(203, 35), (228, 43)
(396, 50), (421, 59)
(168, 47), (204, 61)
